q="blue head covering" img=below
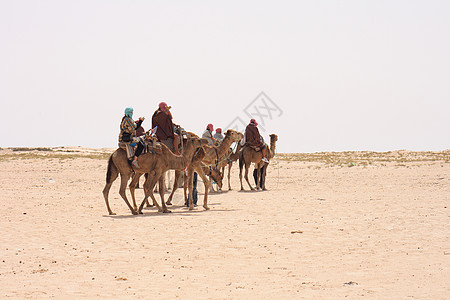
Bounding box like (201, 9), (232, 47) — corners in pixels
(124, 107), (133, 118)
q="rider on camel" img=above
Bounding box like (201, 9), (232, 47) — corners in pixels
(202, 123), (217, 146)
(152, 102), (180, 155)
(119, 107), (145, 168)
(213, 128), (224, 143)
(244, 118), (269, 163)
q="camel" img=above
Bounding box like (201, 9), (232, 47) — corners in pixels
(165, 130), (241, 207)
(103, 147), (162, 215)
(102, 137), (207, 215)
(215, 147), (239, 190)
(165, 148), (223, 207)
(130, 137), (209, 213)
(239, 134), (278, 191)
(200, 129), (243, 167)
(199, 129), (242, 192)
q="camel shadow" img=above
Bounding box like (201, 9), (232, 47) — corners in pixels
(103, 206), (238, 218)
(238, 189), (264, 193)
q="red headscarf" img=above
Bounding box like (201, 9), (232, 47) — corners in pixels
(159, 102), (168, 114)
(207, 123), (214, 132)
(250, 119), (258, 126)
(216, 128), (222, 133)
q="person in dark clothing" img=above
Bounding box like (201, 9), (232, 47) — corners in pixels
(135, 120), (145, 137)
(244, 118), (269, 163)
(152, 102), (180, 155)
(186, 172), (198, 206)
(253, 166), (265, 189)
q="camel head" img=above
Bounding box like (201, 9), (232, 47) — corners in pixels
(269, 134), (278, 143)
(209, 167), (223, 189)
(225, 129), (243, 142)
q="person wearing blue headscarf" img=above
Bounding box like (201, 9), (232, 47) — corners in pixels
(119, 107), (145, 168)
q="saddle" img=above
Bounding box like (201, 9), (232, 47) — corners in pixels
(243, 142), (266, 152)
(118, 134), (163, 160)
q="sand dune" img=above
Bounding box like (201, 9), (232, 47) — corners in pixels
(0, 147), (449, 298)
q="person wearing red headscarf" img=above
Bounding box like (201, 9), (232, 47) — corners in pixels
(202, 123), (217, 146)
(152, 102), (180, 155)
(213, 128), (224, 142)
(244, 119), (269, 163)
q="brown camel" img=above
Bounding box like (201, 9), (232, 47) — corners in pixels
(184, 129), (241, 199)
(165, 130), (240, 208)
(130, 137), (209, 213)
(102, 147), (163, 215)
(215, 147), (239, 190)
(102, 137), (207, 215)
(165, 147), (223, 207)
(201, 129), (242, 166)
(239, 134), (278, 191)
(253, 134), (278, 190)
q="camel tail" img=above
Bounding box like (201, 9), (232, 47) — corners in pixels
(106, 155), (117, 184)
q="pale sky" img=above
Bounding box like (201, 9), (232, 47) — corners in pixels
(1, 0), (449, 153)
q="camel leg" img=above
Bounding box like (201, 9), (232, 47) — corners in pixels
(158, 176), (171, 213)
(183, 178), (188, 205)
(102, 169), (118, 215)
(166, 170), (172, 190)
(118, 173), (138, 215)
(141, 172), (161, 210)
(166, 170), (181, 205)
(196, 167), (211, 210)
(139, 173), (161, 213)
(254, 165), (261, 191)
(244, 164), (254, 191)
(239, 161), (244, 191)
(261, 165), (267, 190)
(227, 162), (232, 190)
(129, 173), (143, 210)
(143, 173), (153, 207)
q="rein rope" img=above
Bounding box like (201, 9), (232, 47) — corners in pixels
(201, 140), (239, 168)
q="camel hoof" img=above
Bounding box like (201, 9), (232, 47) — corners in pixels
(138, 210), (143, 214)
(131, 210), (139, 215)
(189, 205), (195, 210)
(203, 205), (210, 210)
(166, 201), (172, 206)
(109, 212), (116, 215)
(163, 210), (172, 213)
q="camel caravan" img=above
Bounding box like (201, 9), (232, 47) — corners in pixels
(102, 103), (278, 215)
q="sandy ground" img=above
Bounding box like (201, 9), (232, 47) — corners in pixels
(0, 147), (449, 299)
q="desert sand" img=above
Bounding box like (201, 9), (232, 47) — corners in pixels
(0, 147), (449, 299)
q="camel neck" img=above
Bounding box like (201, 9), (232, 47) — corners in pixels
(217, 136), (234, 156)
(170, 142), (196, 169)
(270, 140), (277, 158)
